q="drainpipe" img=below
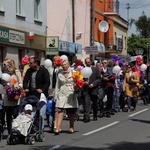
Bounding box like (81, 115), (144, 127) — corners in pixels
(90, 0), (95, 46)
(72, 0), (75, 43)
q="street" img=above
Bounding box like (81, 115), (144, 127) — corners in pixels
(1, 100), (150, 150)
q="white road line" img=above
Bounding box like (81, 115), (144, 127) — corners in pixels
(47, 145), (61, 150)
(83, 121), (120, 136)
(128, 108), (149, 117)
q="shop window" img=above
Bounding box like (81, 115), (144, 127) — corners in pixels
(35, 51), (40, 59)
(0, 46), (3, 65)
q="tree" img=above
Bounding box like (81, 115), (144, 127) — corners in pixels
(127, 34), (149, 56)
(130, 11), (150, 38)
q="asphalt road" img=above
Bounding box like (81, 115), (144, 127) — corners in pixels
(1, 100), (150, 150)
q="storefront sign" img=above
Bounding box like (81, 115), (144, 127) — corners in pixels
(86, 46), (98, 54)
(9, 30), (25, 44)
(0, 27), (25, 44)
(59, 40), (82, 54)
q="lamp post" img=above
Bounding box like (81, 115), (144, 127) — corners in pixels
(147, 43), (149, 63)
(135, 48), (144, 56)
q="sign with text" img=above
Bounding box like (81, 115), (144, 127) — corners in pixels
(85, 46), (98, 54)
(59, 40), (82, 54)
(46, 36), (59, 55)
(0, 27), (25, 44)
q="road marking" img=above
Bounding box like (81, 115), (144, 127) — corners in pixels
(83, 121), (120, 136)
(47, 145), (61, 150)
(128, 108), (149, 117)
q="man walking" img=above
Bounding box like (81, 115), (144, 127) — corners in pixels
(23, 57), (50, 131)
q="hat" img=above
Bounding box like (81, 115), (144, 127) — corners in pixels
(24, 104), (33, 111)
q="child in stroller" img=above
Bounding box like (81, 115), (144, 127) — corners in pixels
(7, 95), (45, 145)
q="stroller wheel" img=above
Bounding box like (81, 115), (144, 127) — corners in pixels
(38, 133), (45, 142)
(6, 135), (11, 145)
(24, 137), (28, 144)
(29, 136), (35, 145)
(35, 133), (39, 141)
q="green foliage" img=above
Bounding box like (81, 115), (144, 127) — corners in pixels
(127, 34), (149, 56)
(129, 11), (150, 38)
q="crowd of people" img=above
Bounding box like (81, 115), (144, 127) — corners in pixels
(0, 54), (150, 140)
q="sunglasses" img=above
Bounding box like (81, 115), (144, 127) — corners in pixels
(102, 62), (107, 64)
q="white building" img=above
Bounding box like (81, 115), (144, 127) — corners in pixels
(0, 0), (47, 67)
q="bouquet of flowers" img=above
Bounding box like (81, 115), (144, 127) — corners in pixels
(6, 77), (20, 101)
(72, 65), (85, 89)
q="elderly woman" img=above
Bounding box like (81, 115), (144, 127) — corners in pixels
(123, 63), (139, 112)
(54, 60), (78, 135)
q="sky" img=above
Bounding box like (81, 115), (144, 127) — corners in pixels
(119, 0), (150, 36)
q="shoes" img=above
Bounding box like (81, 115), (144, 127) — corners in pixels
(106, 113), (111, 118)
(84, 119), (90, 123)
(93, 117), (97, 121)
(99, 113), (105, 118)
(110, 111), (115, 115)
(68, 128), (74, 133)
(54, 130), (60, 135)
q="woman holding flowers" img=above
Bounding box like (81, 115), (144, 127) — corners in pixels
(54, 60), (78, 135)
(2, 59), (21, 134)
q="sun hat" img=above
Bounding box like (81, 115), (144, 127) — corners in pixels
(24, 104), (33, 111)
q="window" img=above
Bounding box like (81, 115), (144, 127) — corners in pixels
(16, 0), (24, 15)
(0, 46), (3, 65)
(0, 0), (4, 11)
(34, 0), (41, 20)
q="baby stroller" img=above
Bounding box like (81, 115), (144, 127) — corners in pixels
(7, 95), (45, 145)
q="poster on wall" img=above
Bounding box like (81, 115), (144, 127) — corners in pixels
(46, 36), (59, 55)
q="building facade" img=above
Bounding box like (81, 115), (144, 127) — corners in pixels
(47, 0), (91, 62)
(0, 0), (47, 67)
(93, 0), (128, 59)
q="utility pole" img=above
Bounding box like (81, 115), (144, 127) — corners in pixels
(126, 3), (130, 26)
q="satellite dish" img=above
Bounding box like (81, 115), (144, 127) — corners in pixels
(99, 21), (109, 32)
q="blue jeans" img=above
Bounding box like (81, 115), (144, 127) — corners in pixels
(40, 103), (46, 132)
(127, 96), (131, 109)
(46, 114), (54, 131)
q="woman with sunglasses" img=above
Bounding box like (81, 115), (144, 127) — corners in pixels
(123, 63), (139, 112)
(1, 59), (21, 134)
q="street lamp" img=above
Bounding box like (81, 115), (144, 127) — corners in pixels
(147, 43), (149, 63)
(135, 48), (144, 55)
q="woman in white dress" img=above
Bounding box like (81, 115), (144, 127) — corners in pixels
(54, 60), (78, 135)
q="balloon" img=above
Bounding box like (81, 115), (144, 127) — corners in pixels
(112, 65), (121, 74)
(81, 67), (92, 78)
(140, 64), (147, 71)
(44, 59), (52, 69)
(2, 73), (11, 82)
(60, 55), (68, 61)
(0, 66), (2, 78)
(0, 85), (6, 94)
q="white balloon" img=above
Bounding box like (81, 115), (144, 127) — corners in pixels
(2, 73), (11, 82)
(112, 66), (121, 74)
(60, 55), (68, 60)
(0, 85), (6, 94)
(81, 67), (92, 78)
(140, 64), (147, 71)
(0, 66), (2, 78)
(44, 59), (52, 69)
